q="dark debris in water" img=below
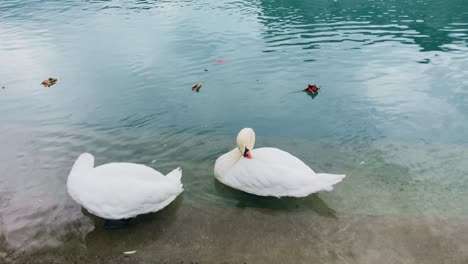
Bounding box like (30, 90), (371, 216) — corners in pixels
(104, 219), (130, 229)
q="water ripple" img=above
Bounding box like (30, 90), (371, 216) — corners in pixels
(0, 0), (468, 254)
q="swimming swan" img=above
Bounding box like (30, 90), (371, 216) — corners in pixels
(214, 128), (345, 197)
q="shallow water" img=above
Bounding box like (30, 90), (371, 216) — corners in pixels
(1, 0), (468, 262)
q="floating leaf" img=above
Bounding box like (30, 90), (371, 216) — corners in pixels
(192, 82), (202, 92)
(41, 78), (58, 87)
(303, 84), (320, 94)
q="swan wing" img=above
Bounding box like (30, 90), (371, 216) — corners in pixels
(73, 163), (182, 219)
(221, 148), (344, 197)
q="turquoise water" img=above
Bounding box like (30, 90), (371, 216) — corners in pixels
(1, 0), (468, 258)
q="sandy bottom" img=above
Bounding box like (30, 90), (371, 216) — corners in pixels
(2, 201), (468, 264)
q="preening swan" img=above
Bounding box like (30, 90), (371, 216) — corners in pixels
(214, 128), (345, 197)
(67, 153), (183, 226)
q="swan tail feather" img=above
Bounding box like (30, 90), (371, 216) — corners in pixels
(316, 173), (346, 191)
(69, 153), (94, 178)
(166, 167), (183, 189)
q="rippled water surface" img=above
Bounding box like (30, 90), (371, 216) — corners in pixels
(1, 0), (468, 262)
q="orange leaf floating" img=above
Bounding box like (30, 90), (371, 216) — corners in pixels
(214, 59), (226, 65)
(41, 78), (58, 87)
(303, 84), (320, 94)
(192, 82), (202, 92)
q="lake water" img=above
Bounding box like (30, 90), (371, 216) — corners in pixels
(1, 0), (468, 263)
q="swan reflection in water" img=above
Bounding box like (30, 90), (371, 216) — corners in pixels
(213, 179), (337, 219)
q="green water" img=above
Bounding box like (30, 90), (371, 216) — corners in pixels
(1, 0), (468, 260)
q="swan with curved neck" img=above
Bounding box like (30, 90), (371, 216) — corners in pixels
(236, 128), (255, 159)
(214, 128), (345, 197)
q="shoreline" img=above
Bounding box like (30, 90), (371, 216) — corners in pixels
(3, 204), (468, 264)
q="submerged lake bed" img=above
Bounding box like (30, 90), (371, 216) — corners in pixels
(1, 0), (468, 263)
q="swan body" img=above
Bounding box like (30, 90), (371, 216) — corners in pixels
(67, 153), (183, 219)
(214, 128), (345, 197)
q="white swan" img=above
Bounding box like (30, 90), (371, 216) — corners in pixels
(67, 153), (183, 220)
(214, 128), (345, 197)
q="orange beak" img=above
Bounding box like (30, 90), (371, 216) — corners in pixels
(244, 150), (252, 159)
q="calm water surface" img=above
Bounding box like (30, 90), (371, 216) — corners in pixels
(1, 0), (468, 261)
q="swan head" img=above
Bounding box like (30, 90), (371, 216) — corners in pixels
(236, 128), (255, 159)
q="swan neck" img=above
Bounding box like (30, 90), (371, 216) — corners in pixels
(230, 147), (242, 161)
